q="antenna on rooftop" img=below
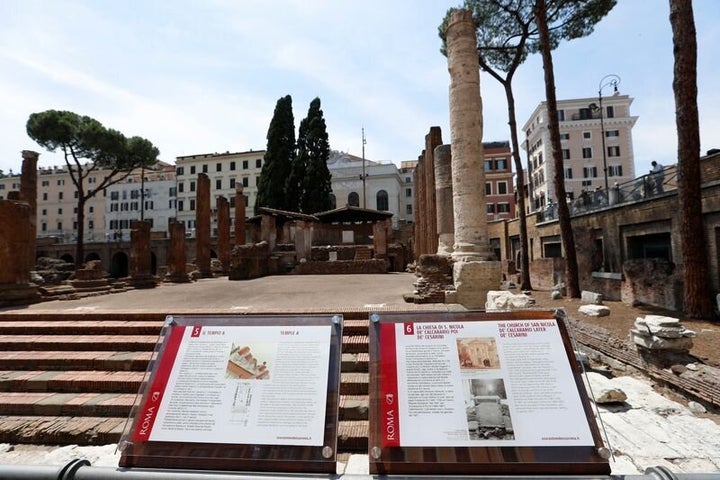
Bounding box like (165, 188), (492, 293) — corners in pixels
(361, 127), (367, 209)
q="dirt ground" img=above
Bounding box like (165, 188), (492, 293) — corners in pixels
(529, 290), (720, 369)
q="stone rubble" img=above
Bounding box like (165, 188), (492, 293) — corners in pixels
(485, 290), (535, 311)
(579, 304), (611, 317)
(585, 372), (628, 404)
(581, 290), (604, 305)
(631, 315), (695, 351)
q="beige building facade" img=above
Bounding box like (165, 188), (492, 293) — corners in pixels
(523, 93), (638, 211)
(174, 150), (265, 236)
(1, 166), (107, 244)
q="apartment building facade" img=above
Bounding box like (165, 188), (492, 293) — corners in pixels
(522, 93), (637, 211)
(105, 163), (177, 241)
(174, 150), (265, 235)
(399, 160), (416, 222)
(484, 141), (515, 220)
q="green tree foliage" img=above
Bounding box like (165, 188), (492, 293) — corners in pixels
(26, 110), (159, 267)
(439, 0), (615, 295)
(298, 98), (332, 213)
(256, 95), (296, 212)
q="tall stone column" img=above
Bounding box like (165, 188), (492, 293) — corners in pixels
(0, 200), (40, 306)
(445, 9), (501, 308)
(165, 221), (190, 283)
(434, 144), (454, 256)
(412, 154), (426, 258)
(217, 196), (230, 274)
(423, 127), (443, 256)
(129, 220), (156, 288)
(195, 173), (212, 277)
(20, 150), (39, 273)
(234, 184), (246, 246)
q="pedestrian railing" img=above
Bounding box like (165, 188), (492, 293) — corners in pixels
(537, 166), (677, 222)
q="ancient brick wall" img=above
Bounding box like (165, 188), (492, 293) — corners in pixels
(529, 257), (565, 290)
(228, 243), (272, 280)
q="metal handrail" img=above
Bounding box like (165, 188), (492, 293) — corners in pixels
(537, 166), (677, 222)
(2, 459), (720, 480)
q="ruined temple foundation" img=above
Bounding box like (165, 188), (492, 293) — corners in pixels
(70, 260), (112, 294)
(445, 9), (501, 309)
(408, 254), (454, 304)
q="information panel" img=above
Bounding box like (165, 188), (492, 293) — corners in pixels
(119, 314), (341, 474)
(369, 310), (610, 475)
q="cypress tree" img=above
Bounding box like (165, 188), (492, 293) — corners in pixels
(299, 98), (332, 213)
(285, 110), (308, 212)
(256, 95), (295, 212)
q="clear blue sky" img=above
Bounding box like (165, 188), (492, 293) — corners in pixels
(1, 1), (718, 177)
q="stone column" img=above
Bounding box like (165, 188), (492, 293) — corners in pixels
(260, 214), (276, 252)
(294, 220), (313, 262)
(20, 150), (39, 273)
(0, 200), (40, 306)
(165, 221), (190, 283)
(445, 9), (501, 308)
(195, 173), (212, 277)
(424, 127), (443, 256)
(234, 184), (246, 246)
(434, 144), (454, 255)
(217, 196), (230, 274)
(129, 220), (156, 288)
(373, 219), (389, 260)
(413, 153), (426, 257)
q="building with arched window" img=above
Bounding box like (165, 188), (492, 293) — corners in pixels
(376, 190), (389, 211)
(348, 192), (359, 207)
(326, 151), (411, 227)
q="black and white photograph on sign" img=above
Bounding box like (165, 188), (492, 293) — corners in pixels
(456, 337), (501, 370)
(464, 378), (514, 441)
(226, 343), (274, 380)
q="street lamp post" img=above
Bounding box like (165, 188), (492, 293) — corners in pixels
(590, 74), (620, 197)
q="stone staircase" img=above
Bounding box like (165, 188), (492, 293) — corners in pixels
(0, 313), (370, 453)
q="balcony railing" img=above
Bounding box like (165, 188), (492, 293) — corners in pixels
(537, 165), (677, 222)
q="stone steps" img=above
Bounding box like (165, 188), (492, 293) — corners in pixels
(0, 335), (158, 351)
(0, 312), (371, 454)
(0, 392), (136, 417)
(0, 370), (145, 393)
(0, 416), (126, 445)
(0, 351), (152, 371)
(0, 320), (162, 336)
